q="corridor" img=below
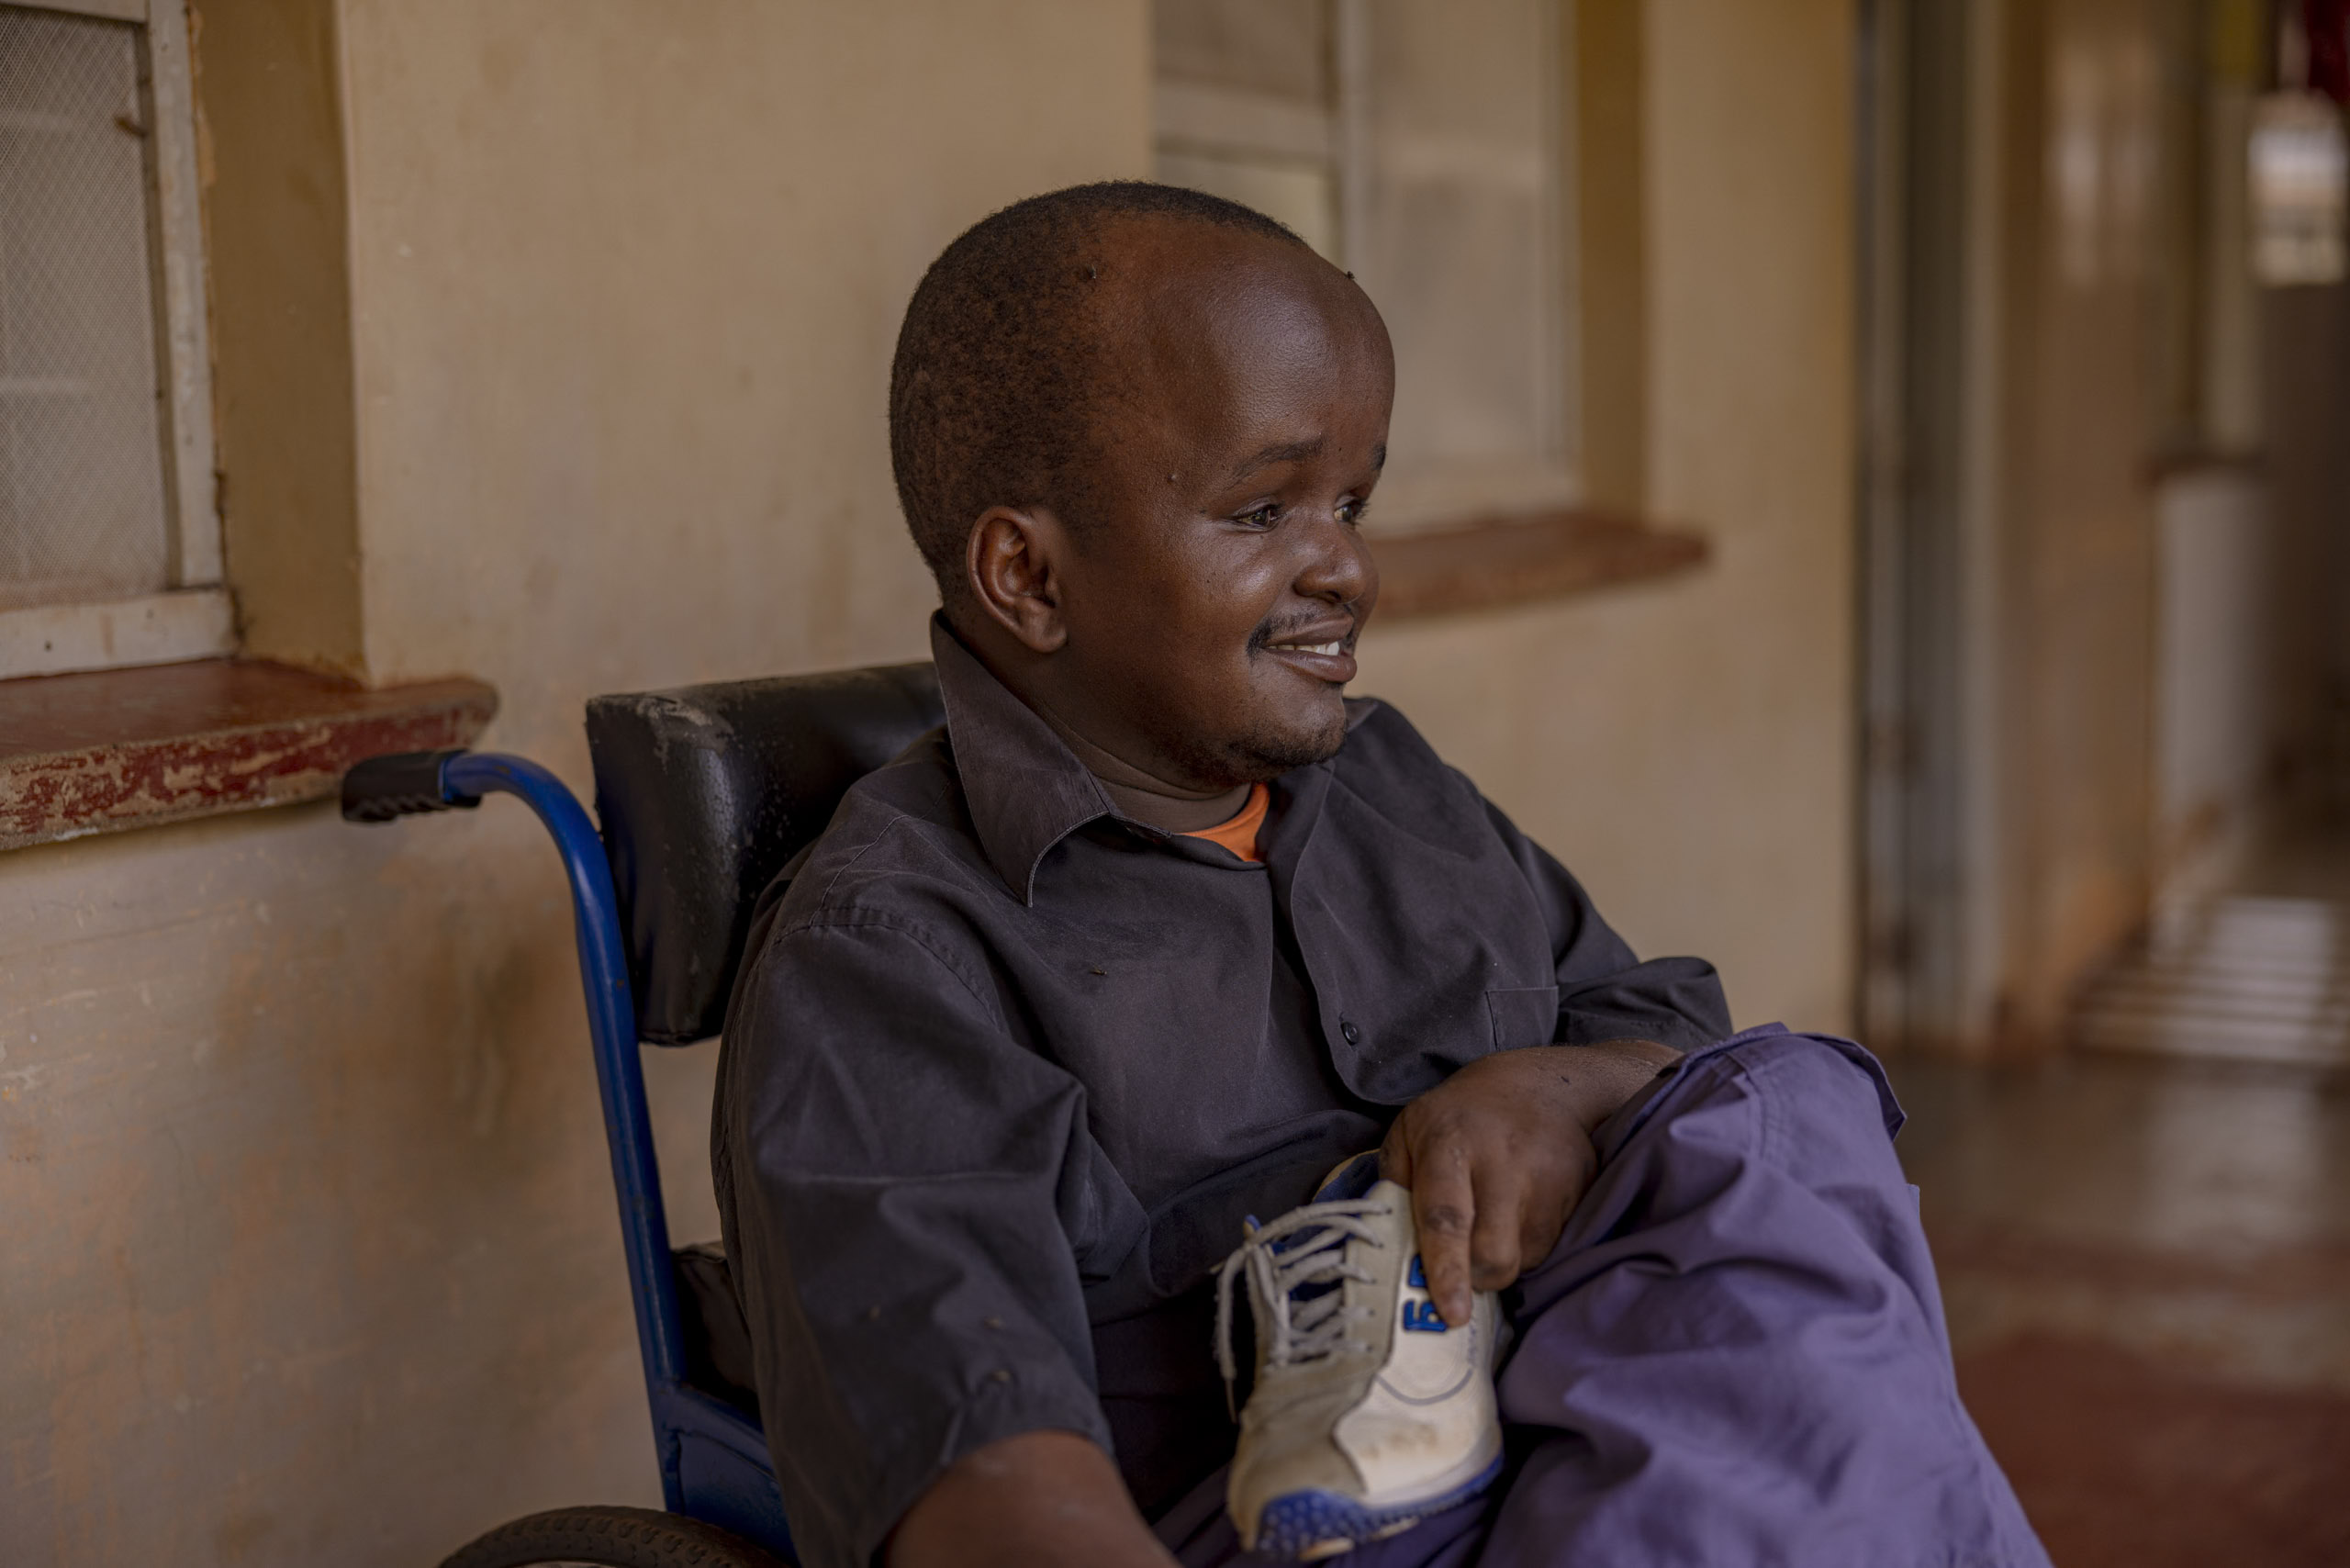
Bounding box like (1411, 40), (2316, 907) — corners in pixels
(1896, 835), (2350, 1565)
(2078, 836), (2350, 1067)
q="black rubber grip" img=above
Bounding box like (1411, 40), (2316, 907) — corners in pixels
(341, 749), (480, 823)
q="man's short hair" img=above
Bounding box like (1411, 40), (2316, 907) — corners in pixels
(889, 181), (1305, 608)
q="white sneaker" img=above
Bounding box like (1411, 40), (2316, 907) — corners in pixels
(1213, 1155), (1505, 1560)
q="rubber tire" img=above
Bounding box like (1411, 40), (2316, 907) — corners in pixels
(438, 1506), (791, 1568)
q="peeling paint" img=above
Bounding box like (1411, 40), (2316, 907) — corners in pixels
(0, 663), (495, 853)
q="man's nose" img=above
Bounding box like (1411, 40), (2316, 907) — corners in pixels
(1292, 508), (1377, 608)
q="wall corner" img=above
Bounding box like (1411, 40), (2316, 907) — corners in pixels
(191, 0), (367, 679)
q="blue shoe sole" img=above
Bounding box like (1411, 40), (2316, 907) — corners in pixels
(1250, 1450), (1505, 1560)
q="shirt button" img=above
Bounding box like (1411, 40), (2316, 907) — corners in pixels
(1340, 1019), (1360, 1045)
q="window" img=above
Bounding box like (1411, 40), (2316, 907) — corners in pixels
(2249, 91), (2347, 287)
(1151, 0), (1577, 528)
(0, 0), (224, 678)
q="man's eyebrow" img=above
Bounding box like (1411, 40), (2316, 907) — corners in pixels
(1227, 437), (1325, 483)
(1372, 442), (1386, 470)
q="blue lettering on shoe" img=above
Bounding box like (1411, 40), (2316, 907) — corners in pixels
(1407, 1254), (1427, 1289)
(1401, 1299), (1449, 1333)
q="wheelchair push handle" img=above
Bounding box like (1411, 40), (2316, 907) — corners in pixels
(341, 748), (482, 822)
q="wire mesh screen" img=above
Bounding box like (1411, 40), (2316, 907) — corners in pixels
(0, 6), (171, 611)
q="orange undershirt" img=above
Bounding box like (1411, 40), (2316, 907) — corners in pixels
(1179, 782), (1270, 863)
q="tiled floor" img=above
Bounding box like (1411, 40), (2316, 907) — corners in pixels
(1892, 834), (2350, 1563)
(2076, 836), (2350, 1068)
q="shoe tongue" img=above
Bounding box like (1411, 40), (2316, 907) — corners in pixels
(1312, 1149), (1382, 1203)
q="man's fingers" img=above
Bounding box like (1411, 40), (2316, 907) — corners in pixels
(1516, 1182), (1572, 1281)
(1466, 1168), (1527, 1295)
(1407, 1138), (1478, 1327)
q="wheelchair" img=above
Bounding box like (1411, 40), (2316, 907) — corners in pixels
(341, 662), (947, 1568)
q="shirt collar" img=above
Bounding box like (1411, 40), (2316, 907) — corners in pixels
(930, 613), (1117, 904)
(928, 613), (1380, 903)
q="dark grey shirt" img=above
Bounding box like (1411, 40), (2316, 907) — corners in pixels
(713, 619), (1729, 1568)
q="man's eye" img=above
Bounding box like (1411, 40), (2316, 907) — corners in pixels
(1237, 503), (1281, 528)
(1338, 498), (1370, 526)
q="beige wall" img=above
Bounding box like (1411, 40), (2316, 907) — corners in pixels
(339, 0), (1154, 750)
(3, 4), (1147, 1563)
(2263, 282), (2350, 811)
(1986, 0), (2166, 1041)
(1359, 0), (1857, 1033)
(199, 0), (368, 676)
(1, 2), (1859, 1562)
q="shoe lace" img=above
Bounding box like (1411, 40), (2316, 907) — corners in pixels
(1213, 1197), (1391, 1419)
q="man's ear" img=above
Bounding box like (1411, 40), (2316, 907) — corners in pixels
(966, 505), (1071, 654)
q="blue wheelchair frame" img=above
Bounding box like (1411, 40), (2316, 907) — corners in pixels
(404, 751), (796, 1558)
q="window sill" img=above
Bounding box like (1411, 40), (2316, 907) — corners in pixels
(0, 658), (498, 851)
(1370, 509), (1710, 621)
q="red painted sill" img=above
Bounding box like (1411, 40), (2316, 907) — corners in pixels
(0, 659), (498, 851)
(1371, 508), (1710, 621)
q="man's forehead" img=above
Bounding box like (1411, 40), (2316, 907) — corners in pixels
(1091, 213), (1336, 313)
(1086, 218), (1378, 380)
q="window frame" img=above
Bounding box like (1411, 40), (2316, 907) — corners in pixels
(1149, 0), (1583, 531)
(0, 0), (229, 680)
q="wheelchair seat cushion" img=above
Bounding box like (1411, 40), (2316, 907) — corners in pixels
(586, 661), (944, 1044)
(674, 1240), (760, 1415)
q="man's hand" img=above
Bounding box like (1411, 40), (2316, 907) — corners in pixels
(887, 1429), (1175, 1568)
(1380, 1039), (1681, 1327)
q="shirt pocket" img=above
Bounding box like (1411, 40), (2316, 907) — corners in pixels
(1483, 984), (1561, 1051)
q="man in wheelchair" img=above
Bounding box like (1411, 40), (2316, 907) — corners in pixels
(712, 183), (2046, 1568)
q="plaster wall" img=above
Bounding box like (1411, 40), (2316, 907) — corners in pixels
(1987, 0), (2165, 1037)
(1356, 0), (1859, 1033)
(1, 1), (1862, 1561)
(339, 0), (1154, 749)
(2262, 283), (2350, 806)
(198, 0), (367, 676)
(2, 4), (1148, 1563)
(2152, 468), (2271, 914)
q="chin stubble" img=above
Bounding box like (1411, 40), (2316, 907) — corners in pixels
(1158, 697), (1347, 785)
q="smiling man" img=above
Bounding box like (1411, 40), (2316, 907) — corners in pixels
(713, 184), (2046, 1568)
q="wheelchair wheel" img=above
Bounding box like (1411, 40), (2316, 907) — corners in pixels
(439, 1506), (789, 1568)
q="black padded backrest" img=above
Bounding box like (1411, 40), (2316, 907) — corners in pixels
(585, 661), (944, 1045)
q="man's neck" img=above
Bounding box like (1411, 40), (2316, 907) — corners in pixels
(952, 628), (1249, 834)
(1027, 698), (1252, 834)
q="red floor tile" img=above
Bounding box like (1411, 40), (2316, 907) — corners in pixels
(1957, 1334), (2350, 1567)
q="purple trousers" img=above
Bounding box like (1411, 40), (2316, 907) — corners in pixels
(1154, 1025), (2051, 1568)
